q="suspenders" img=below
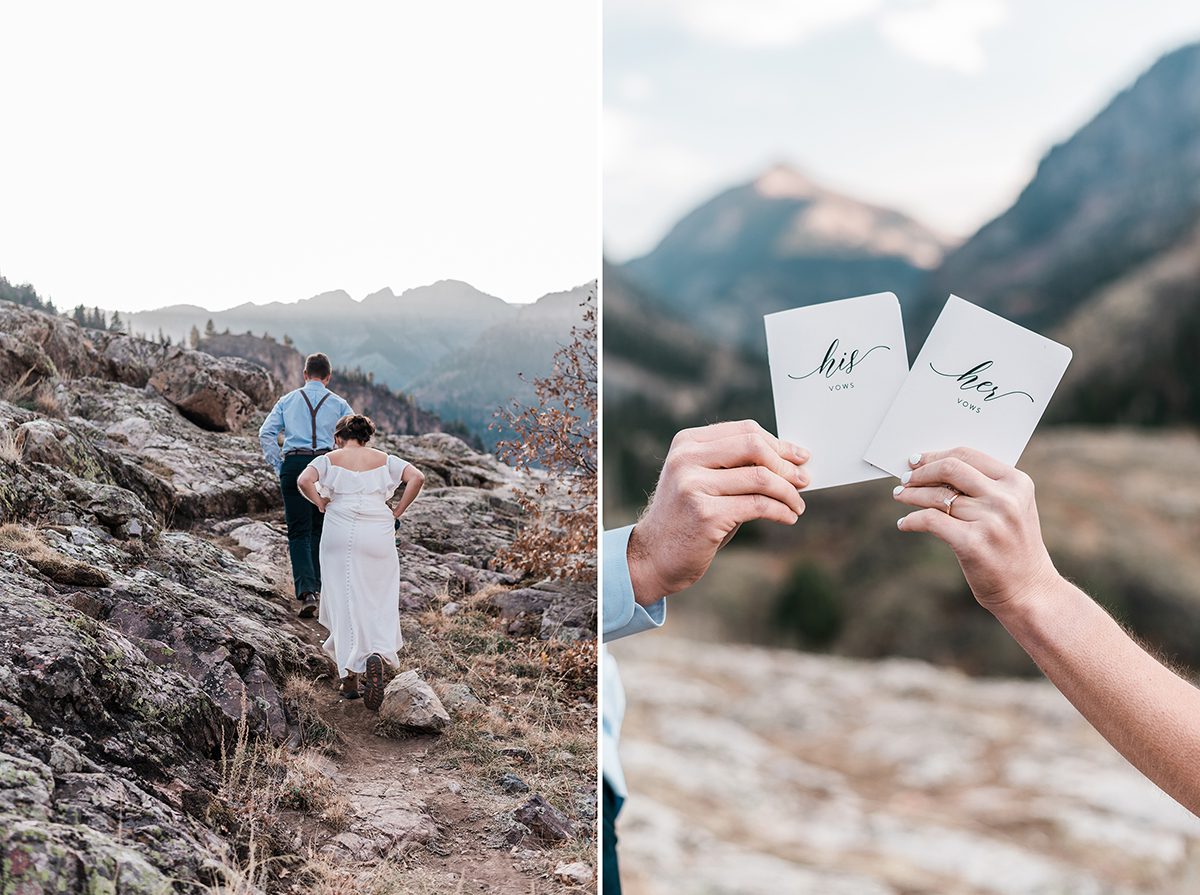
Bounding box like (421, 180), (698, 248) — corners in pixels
(299, 390), (331, 449)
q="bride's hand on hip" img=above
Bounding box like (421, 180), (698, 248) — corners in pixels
(893, 447), (1060, 614)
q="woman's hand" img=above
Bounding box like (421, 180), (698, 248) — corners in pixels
(315, 496), (330, 514)
(893, 447), (1060, 613)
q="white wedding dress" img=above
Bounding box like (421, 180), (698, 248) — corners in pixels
(308, 453), (409, 677)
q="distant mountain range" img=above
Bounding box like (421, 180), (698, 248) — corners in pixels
(197, 331), (458, 444)
(129, 280), (594, 450)
(608, 40), (1200, 506)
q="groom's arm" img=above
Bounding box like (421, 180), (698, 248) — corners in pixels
(258, 399), (286, 473)
(605, 420), (810, 641)
(604, 525), (665, 641)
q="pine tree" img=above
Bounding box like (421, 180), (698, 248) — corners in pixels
(205, 318), (216, 337)
(188, 325), (201, 349)
(109, 311), (124, 333)
(72, 305), (86, 326)
(282, 333), (294, 347)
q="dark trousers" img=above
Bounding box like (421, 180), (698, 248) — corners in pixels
(603, 780), (623, 895)
(279, 454), (323, 598)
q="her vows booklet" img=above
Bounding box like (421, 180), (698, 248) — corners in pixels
(765, 293), (909, 490)
(864, 295), (1073, 478)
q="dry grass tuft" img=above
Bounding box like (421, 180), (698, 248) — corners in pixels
(32, 382), (61, 418)
(212, 700), (352, 890)
(0, 370), (62, 419)
(282, 675), (343, 754)
(0, 427), (18, 464)
(0, 523), (111, 586)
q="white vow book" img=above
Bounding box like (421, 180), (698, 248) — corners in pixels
(764, 293), (909, 490)
(864, 295), (1073, 478)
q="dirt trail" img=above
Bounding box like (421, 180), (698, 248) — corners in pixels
(280, 610), (549, 893)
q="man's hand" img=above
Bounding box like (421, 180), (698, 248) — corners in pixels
(627, 420), (810, 605)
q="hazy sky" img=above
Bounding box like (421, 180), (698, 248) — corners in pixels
(605, 0), (1200, 261)
(0, 2), (598, 311)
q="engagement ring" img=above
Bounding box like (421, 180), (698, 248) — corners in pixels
(943, 490), (961, 516)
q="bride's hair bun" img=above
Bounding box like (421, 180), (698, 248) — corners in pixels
(335, 414), (376, 444)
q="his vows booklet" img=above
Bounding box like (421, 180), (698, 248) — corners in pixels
(765, 293), (909, 490)
(864, 295), (1073, 478)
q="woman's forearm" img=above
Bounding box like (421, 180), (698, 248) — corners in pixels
(392, 475), (423, 517)
(297, 480), (323, 507)
(995, 576), (1200, 815)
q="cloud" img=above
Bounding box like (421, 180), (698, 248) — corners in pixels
(612, 0), (880, 48)
(879, 0), (1007, 74)
(610, 0), (1007, 72)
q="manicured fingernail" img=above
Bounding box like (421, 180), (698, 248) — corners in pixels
(909, 452), (923, 467)
(896, 517), (905, 530)
(892, 485), (905, 497)
(900, 471), (912, 485)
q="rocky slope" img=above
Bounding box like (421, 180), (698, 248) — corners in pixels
(914, 42), (1200, 425)
(0, 300), (597, 892)
(918, 42), (1200, 338)
(612, 635), (1200, 895)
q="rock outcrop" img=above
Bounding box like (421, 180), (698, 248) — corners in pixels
(0, 299), (596, 890)
(0, 302), (274, 433)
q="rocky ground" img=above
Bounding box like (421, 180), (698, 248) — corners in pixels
(611, 635), (1200, 895)
(0, 301), (597, 893)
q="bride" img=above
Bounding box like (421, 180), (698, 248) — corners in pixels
(296, 414), (425, 709)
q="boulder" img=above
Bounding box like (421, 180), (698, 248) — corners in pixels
(378, 671), (451, 734)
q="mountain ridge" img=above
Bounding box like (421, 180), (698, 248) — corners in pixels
(622, 162), (949, 349)
(126, 278), (595, 448)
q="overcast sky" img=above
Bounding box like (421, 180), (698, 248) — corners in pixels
(605, 0), (1200, 261)
(0, 2), (598, 311)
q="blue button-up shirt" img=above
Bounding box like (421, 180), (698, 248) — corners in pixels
(603, 524), (666, 799)
(258, 380), (353, 473)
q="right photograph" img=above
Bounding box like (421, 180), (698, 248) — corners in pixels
(601, 2), (1200, 894)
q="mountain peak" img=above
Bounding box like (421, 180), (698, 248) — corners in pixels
(362, 287), (397, 305)
(753, 163), (819, 199)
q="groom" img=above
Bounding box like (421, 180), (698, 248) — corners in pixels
(259, 352), (354, 617)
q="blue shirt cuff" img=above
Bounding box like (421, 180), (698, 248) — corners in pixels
(602, 525), (666, 641)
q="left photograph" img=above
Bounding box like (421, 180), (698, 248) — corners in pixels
(0, 3), (598, 893)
